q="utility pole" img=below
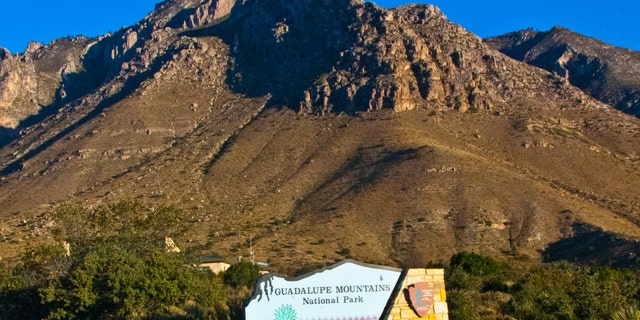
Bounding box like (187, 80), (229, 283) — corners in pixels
(250, 235), (255, 264)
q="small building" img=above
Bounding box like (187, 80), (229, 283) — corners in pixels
(200, 254), (231, 274)
(256, 262), (271, 275)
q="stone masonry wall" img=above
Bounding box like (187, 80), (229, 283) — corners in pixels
(386, 269), (448, 320)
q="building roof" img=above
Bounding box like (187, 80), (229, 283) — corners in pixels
(200, 254), (225, 263)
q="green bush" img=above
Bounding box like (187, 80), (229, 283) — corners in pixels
(223, 261), (260, 289)
(0, 201), (232, 320)
(508, 263), (640, 320)
(446, 253), (640, 320)
(447, 251), (512, 292)
(612, 305), (640, 320)
(41, 246), (228, 319)
(510, 264), (576, 320)
(447, 289), (480, 320)
(449, 251), (509, 278)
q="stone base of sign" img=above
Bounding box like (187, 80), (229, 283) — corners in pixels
(385, 269), (448, 320)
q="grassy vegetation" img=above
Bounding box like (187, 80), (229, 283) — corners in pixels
(447, 251), (640, 320)
(0, 201), (638, 319)
(0, 201), (259, 320)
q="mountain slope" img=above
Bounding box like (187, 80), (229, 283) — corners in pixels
(0, 0), (639, 271)
(486, 26), (640, 117)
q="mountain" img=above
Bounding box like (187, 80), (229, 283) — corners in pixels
(485, 26), (640, 117)
(1, 0), (639, 272)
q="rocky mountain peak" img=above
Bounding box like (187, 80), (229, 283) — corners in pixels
(293, 1), (594, 115)
(154, 0), (586, 116)
(392, 3), (445, 23)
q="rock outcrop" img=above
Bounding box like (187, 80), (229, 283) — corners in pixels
(0, 49), (38, 128)
(168, 0), (238, 28)
(0, 38), (89, 133)
(0, 0), (219, 145)
(163, 236), (181, 253)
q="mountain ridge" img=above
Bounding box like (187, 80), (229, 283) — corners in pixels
(485, 26), (640, 117)
(0, 0), (639, 271)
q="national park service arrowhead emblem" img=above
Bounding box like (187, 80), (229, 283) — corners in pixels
(408, 282), (435, 317)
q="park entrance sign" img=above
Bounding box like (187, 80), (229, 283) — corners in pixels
(245, 260), (402, 320)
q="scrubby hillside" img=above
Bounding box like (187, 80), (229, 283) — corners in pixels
(0, 0), (639, 273)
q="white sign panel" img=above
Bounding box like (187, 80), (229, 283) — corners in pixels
(245, 260), (402, 320)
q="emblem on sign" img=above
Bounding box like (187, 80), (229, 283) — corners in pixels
(408, 282), (435, 317)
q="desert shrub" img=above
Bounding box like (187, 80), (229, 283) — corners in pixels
(446, 252), (516, 319)
(449, 251), (509, 278)
(573, 266), (638, 320)
(509, 263), (640, 320)
(223, 261), (260, 289)
(0, 259), (48, 320)
(446, 252), (640, 320)
(226, 285), (253, 320)
(612, 305), (640, 320)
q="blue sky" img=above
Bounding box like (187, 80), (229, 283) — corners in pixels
(1, 0), (638, 53)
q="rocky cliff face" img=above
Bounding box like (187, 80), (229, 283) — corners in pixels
(0, 38), (90, 130)
(486, 26), (640, 117)
(0, 0), (639, 269)
(0, 48), (37, 129)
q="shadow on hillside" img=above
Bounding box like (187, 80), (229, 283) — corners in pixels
(542, 222), (640, 268)
(0, 126), (18, 147)
(179, 0), (359, 110)
(289, 146), (426, 223)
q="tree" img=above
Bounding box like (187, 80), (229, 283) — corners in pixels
(0, 200), (232, 319)
(42, 246), (229, 319)
(448, 251), (512, 292)
(223, 261), (260, 289)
